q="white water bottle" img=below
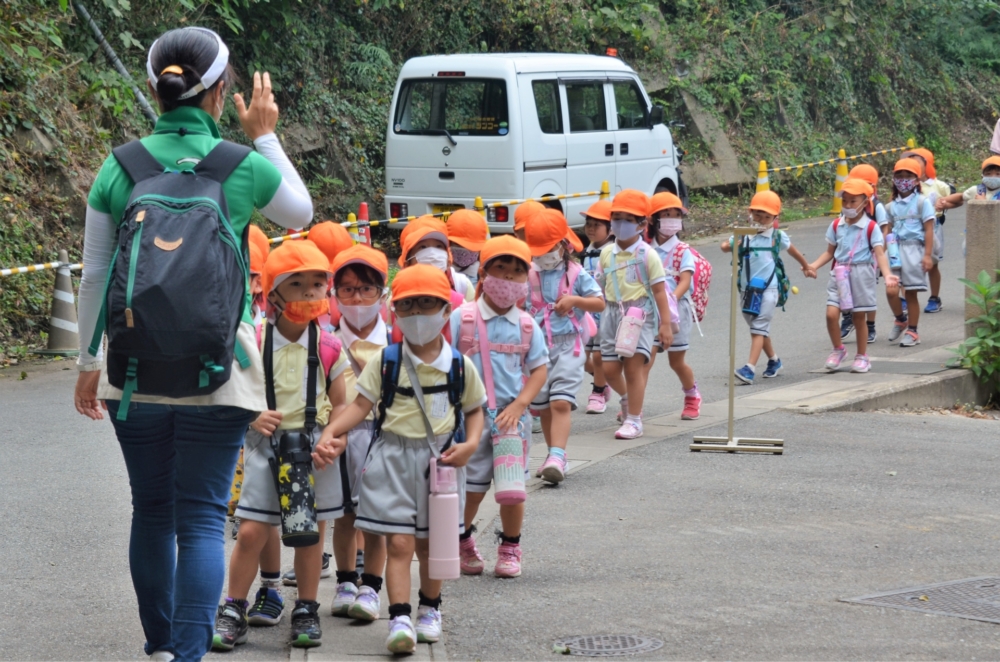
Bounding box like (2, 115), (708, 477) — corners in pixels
(427, 457), (460, 580)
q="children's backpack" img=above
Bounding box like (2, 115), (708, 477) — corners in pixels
(737, 231), (792, 309)
(456, 301), (534, 368)
(976, 184), (1000, 201)
(528, 261), (598, 356)
(89, 140), (254, 420)
(669, 242), (712, 322)
(256, 320), (342, 386)
(375, 342), (466, 447)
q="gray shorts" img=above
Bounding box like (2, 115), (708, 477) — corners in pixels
(654, 297), (692, 353)
(892, 240), (929, 292)
(466, 410), (532, 494)
(933, 220), (944, 262)
(742, 288), (779, 337)
(825, 263), (878, 313)
(600, 299), (656, 363)
(340, 421), (375, 512)
(531, 334), (586, 410)
(355, 431), (467, 539)
(235, 427), (345, 525)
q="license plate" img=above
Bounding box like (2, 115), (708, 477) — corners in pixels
(432, 204), (464, 214)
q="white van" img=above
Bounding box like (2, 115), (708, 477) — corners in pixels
(384, 53), (684, 233)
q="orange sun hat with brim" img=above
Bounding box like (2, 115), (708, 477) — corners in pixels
(249, 242), (266, 275)
(479, 235), (532, 269)
(903, 148), (936, 179)
(331, 243), (389, 283)
(524, 207), (584, 256)
(893, 158), (924, 177)
(390, 264), (452, 304)
(307, 221), (355, 261)
(749, 190), (782, 216)
(248, 224), (270, 257)
(579, 199), (613, 222)
(841, 178), (874, 198)
(610, 189), (650, 218)
(400, 214), (447, 246)
(982, 156), (1000, 172)
(399, 221), (450, 266)
(848, 164), (879, 187)
(262, 239), (332, 301)
(649, 191), (687, 216)
(446, 209), (490, 252)
(514, 200), (545, 232)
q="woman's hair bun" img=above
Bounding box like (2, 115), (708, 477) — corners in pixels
(156, 63), (198, 103)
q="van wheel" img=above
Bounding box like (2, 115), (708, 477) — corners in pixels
(541, 198), (563, 213)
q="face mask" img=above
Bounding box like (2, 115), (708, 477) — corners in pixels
(842, 205), (865, 220)
(395, 309), (448, 345)
(481, 275), (528, 309)
(894, 178), (919, 195)
(658, 218), (683, 238)
(339, 301), (382, 329)
(281, 298), (329, 324)
(450, 246), (479, 269)
(611, 219), (641, 241)
(412, 247), (449, 271)
(532, 248), (563, 271)
(983, 176), (1000, 190)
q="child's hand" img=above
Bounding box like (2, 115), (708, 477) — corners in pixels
(493, 402), (526, 433)
(553, 294), (576, 316)
(440, 440), (477, 468)
(251, 410), (283, 436)
(657, 322), (674, 349)
(884, 273), (900, 291)
(802, 266), (817, 279)
(720, 240), (731, 253)
(312, 427), (346, 469)
(921, 255), (934, 273)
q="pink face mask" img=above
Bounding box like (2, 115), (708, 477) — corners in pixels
(481, 275), (528, 309)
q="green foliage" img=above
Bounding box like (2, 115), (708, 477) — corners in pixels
(953, 270), (1000, 398)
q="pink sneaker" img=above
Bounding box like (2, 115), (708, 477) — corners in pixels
(494, 541), (522, 578)
(825, 346), (848, 371)
(681, 395), (701, 420)
(538, 455), (566, 484)
(615, 419), (643, 440)
(459, 535), (484, 575)
(586, 391), (607, 414)
(850, 354), (871, 373)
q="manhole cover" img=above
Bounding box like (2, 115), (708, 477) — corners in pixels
(841, 576), (1000, 624)
(553, 634), (664, 657)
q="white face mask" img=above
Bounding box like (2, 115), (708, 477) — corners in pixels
(611, 219), (641, 241)
(338, 301), (382, 330)
(412, 247), (449, 271)
(532, 247), (563, 271)
(842, 206), (863, 220)
(395, 309), (448, 345)
(983, 176), (1000, 190)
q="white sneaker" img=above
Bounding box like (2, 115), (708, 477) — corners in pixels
(415, 605), (442, 643)
(331, 581), (358, 617)
(150, 652), (175, 662)
(386, 615), (416, 654)
(348, 585), (381, 621)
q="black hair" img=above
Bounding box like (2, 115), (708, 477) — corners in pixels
(150, 28), (235, 112)
(334, 263), (385, 289)
(483, 254), (529, 273)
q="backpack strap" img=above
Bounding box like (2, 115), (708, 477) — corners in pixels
(318, 327), (342, 381)
(375, 343), (402, 435)
(193, 141), (253, 184)
(527, 268), (544, 314)
(111, 140), (165, 184)
(304, 322), (319, 433)
(457, 301), (478, 356)
(519, 311), (534, 365)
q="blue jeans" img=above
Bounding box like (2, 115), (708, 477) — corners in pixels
(107, 401), (253, 662)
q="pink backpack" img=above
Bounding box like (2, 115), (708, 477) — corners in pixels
(255, 321), (342, 379)
(456, 301), (534, 369)
(527, 261), (598, 357)
(669, 242), (713, 322)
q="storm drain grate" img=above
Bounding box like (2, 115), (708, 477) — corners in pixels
(841, 576), (1000, 624)
(553, 634), (664, 657)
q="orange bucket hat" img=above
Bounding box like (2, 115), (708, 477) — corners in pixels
(399, 221), (450, 266)
(610, 189), (650, 218)
(848, 164), (879, 187)
(390, 263), (451, 304)
(749, 190), (782, 216)
(308, 221), (355, 262)
(580, 199), (612, 222)
(479, 235), (532, 269)
(400, 214), (447, 247)
(894, 158), (923, 177)
(649, 191), (687, 216)
(446, 209), (490, 252)
(524, 208), (584, 256)
(262, 239), (332, 301)
(841, 178), (874, 197)
(514, 200), (545, 232)
(248, 224), (270, 258)
(981, 156), (1000, 172)
(249, 242), (266, 275)
(331, 244), (389, 283)
(903, 148), (936, 179)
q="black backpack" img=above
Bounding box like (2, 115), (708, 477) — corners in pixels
(89, 140), (253, 419)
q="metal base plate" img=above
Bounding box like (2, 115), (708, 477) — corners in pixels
(691, 436), (784, 454)
(841, 577), (1000, 624)
(553, 634), (664, 657)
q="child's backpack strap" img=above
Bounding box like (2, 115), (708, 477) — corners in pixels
(457, 301), (479, 356)
(527, 267), (544, 314)
(518, 311), (534, 364)
(318, 327), (342, 380)
(376, 343), (403, 434)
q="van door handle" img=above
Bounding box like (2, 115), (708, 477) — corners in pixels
(620, 143), (629, 155)
(605, 144), (613, 157)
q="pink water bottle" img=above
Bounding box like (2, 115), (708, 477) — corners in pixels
(833, 264), (853, 311)
(427, 457), (460, 580)
(615, 306), (645, 357)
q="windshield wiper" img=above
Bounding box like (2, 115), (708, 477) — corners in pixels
(424, 129), (458, 146)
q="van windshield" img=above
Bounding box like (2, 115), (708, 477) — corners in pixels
(394, 78), (509, 137)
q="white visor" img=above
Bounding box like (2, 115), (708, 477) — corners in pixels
(146, 27), (230, 101)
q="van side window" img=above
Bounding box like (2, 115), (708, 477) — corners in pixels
(566, 82), (607, 133)
(612, 81), (649, 130)
(532, 80), (562, 134)
(394, 78), (509, 136)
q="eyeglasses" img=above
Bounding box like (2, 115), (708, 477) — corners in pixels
(335, 285), (383, 301)
(393, 296), (444, 312)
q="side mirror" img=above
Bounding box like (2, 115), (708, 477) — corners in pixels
(649, 105), (665, 127)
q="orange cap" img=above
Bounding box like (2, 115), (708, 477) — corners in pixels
(514, 200), (545, 231)
(610, 189), (650, 218)
(579, 199), (612, 222)
(905, 148), (936, 179)
(248, 224), (270, 258)
(848, 164), (879, 187)
(400, 215), (447, 247)
(649, 191), (687, 216)
(399, 221), (450, 266)
(262, 239), (332, 301)
(390, 263), (451, 304)
(249, 242), (266, 275)
(749, 190), (782, 216)
(982, 156), (1000, 172)
(308, 221), (355, 261)
(479, 235), (531, 269)
(446, 209), (490, 251)
(331, 244), (389, 283)
(524, 208), (583, 256)
(841, 178), (874, 198)
(894, 158), (923, 177)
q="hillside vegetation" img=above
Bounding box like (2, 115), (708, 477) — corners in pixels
(2, 0), (999, 351)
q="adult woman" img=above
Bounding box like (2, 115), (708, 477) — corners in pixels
(73, 27), (312, 662)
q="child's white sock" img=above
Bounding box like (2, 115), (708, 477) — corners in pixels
(626, 413), (642, 426)
(744, 363), (755, 372)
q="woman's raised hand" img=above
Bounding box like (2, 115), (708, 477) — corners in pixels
(234, 71), (279, 141)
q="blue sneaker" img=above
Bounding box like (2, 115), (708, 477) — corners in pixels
(734, 365), (755, 384)
(763, 358), (782, 378)
(924, 296), (942, 313)
(248, 587), (284, 626)
(901, 298), (907, 312)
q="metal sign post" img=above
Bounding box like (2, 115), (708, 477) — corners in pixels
(691, 224), (783, 454)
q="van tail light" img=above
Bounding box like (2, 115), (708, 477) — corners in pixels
(437, 71), (466, 77)
(495, 206), (509, 223)
(390, 203), (408, 219)
(486, 206), (509, 223)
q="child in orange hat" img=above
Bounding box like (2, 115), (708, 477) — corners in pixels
(513, 200), (544, 241)
(524, 208), (604, 482)
(840, 164), (888, 344)
(449, 236), (548, 578)
(580, 199), (614, 414)
(902, 148), (950, 312)
(323, 264), (486, 654)
(937, 156), (1000, 208)
(721, 191), (813, 385)
(446, 209), (490, 286)
(597, 189), (674, 440)
(399, 216), (474, 302)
